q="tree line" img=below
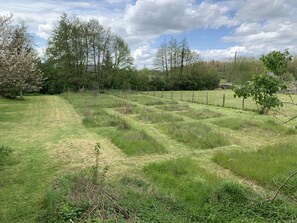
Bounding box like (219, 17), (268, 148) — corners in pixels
(1, 13), (297, 98)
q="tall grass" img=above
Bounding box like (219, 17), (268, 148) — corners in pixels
(97, 127), (167, 156)
(155, 103), (189, 111)
(213, 142), (297, 199)
(136, 112), (183, 123)
(124, 94), (175, 106)
(213, 117), (296, 135)
(82, 109), (120, 128)
(144, 158), (221, 205)
(143, 158), (297, 222)
(178, 108), (223, 120)
(157, 122), (231, 149)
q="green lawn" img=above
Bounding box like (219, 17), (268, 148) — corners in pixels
(0, 96), (96, 223)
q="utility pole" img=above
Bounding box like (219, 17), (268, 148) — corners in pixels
(232, 51), (237, 84)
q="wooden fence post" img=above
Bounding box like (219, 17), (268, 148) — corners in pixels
(242, 98), (245, 110)
(171, 89), (173, 99)
(206, 92), (209, 105)
(181, 91), (183, 101)
(222, 93), (225, 107)
(161, 88), (164, 98)
(192, 91), (195, 103)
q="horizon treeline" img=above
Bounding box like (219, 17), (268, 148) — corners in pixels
(40, 13), (297, 94)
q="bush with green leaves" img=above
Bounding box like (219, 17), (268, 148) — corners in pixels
(233, 74), (286, 114)
(260, 49), (292, 78)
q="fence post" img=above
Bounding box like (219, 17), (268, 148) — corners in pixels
(154, 87), (156, 96)
(171, 89), (173, 99)
(181, 91), (183, 101)
(206, 92), (209, 105)
(242, 98), (245, 110)
(161, 88), (164, 98)
(192, 91), (195, 103)
(222, 93), (225, 107)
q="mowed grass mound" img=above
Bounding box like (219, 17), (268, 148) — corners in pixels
(213, 142), (297, 201)
(143, 158), (297, 222)
(157, 122), (231, 149)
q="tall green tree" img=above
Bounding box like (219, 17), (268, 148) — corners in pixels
(154, 37), (199, 88)
(45, 13), (134, 91)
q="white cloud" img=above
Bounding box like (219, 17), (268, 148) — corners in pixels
(124, 0), (237, 38)
(1, 0), (297, 68)
(37, 24), (54, 40)
(198, 46), (248, 61)
(235, 0), (292, 22)
(132, 44), (157, 68)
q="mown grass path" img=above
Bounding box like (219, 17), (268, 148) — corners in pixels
(0, 96), (105, 222)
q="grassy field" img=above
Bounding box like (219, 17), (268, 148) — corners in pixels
(1, 90), (297, 222)
(0, 96), (98, 222)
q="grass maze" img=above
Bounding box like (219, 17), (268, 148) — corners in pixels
(1, 91), (297, 222)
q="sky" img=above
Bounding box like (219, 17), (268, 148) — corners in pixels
(1, 0), (297, 68)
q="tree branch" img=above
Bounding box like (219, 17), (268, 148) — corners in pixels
(269, 170), (297, 202)
(282, 115), (297, 124)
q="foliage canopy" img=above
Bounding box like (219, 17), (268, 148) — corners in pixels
(0, 14), (43, 99)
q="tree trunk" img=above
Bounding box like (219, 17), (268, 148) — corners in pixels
(19, 89), (23, 100)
